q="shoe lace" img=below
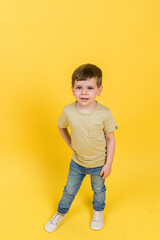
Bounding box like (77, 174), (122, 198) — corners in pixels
(92, 211), (103, 221)
(50, 214), (62, 225)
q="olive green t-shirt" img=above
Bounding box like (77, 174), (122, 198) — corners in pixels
(57, 101), (118, 168)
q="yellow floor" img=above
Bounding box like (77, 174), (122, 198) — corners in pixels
(0, 0), (159, 239)
(1, 150), (159, 240)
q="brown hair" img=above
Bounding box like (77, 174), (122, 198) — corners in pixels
(72, 63), (102, 88)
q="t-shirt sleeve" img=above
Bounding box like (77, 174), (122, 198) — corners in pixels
(103, 109), (118, 133)
(57, 107), (69, 128)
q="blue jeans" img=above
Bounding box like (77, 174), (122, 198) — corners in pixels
(58, 160), (106, 214)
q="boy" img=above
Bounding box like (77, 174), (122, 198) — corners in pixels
(45, 63), (118, 232)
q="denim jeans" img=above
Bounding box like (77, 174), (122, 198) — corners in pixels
(57, 160), (106, 214)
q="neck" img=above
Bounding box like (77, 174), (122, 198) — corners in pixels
(76, 101), (97, 114)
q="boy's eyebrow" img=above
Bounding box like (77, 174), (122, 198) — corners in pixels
(75, 84), (95, 87)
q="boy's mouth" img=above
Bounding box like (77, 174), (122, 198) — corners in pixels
(80, 98), (89, 101)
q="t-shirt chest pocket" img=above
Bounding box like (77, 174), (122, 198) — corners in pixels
(88, 124), (104, 138)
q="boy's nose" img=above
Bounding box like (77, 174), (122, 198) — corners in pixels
(81, 88), (87, 94)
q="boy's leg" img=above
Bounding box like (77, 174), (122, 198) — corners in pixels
(58, 160), (85, 214)
(90, 175), (106, 230)
(90, 175), (106, 211)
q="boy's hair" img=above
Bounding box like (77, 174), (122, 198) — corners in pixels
(72, 63), (102, 88)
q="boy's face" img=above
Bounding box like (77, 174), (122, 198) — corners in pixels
(72, 77), (103, 107)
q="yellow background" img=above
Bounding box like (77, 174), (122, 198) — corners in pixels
(0, 0), (159, 239)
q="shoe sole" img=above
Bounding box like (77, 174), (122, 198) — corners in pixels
(90, 225), (104, 230)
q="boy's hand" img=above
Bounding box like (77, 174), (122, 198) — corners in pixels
(100, 163), (112, 179)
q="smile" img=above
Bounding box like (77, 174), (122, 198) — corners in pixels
(80, 98), (89, 100)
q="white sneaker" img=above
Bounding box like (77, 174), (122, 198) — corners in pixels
(45, 212), (65, 232)
(90, 210), (104, 230)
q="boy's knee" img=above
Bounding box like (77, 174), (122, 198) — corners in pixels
(91, 176), (106, 193)
(63, 185), (78, 197)
(92, 184), (106, 193)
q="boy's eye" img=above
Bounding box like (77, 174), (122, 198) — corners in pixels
(88, 87), (94, 90)
(75, 86), (94, 90)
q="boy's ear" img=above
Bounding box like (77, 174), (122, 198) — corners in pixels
(71, 86), (74, 95)
(97, 85), (103, 96)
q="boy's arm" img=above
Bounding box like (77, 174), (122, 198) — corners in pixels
(100, 131), (115, 179)
(58, 126), (74, 151)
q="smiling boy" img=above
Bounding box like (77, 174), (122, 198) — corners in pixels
(45, 63), (118, 232)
